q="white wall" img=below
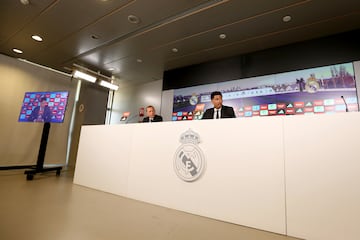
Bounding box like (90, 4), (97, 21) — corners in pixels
(110, 80), (163, 124)
(0, 54), (76, 166)
(160, 89), (174, 121)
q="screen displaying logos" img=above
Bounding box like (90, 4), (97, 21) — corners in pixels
(18, 91), (69, 123)
(172, 62), (359, 120)
(236, 97), (357, 117)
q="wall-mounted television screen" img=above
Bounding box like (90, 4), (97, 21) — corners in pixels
(172, 62), (359, 120)
(18, 91), (69, 123)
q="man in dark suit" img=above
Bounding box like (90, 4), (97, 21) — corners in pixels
(202, 91), (236, 119)
(28, 97), (53, 122)
(142, 105), (163, 122)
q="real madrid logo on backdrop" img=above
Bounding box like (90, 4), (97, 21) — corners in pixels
(173, 129), (206, 182)
(189, 93), (199, 105)
(305, 74), (320, 93)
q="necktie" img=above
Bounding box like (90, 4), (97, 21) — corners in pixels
(216, 109), (219, 119)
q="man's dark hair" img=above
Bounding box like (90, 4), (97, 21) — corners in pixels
(210, 91), (222, 100)
(40, 97), (47, 102)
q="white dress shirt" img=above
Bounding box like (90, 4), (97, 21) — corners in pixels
(213, 108), (221, 119)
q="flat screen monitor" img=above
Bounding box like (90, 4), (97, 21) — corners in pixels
(171, 62), (359, 120)
(18, 91), (69, 123)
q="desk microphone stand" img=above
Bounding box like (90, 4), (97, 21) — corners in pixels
(24, 122), (62, 180)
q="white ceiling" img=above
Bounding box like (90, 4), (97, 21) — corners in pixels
(1, 0), (360, 88)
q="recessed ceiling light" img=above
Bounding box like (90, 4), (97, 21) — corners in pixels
(136, 59), (143, 63)
(107, 67), (115, 71)
(20, 0), (30, 5)
(31, 35), (43, 42)
(219, 33), (226, 39)
(172, 48), (178, 53)
(13, 48), (23, 54)
(282, 15), (292, 22)
(127, 15), (141, 24)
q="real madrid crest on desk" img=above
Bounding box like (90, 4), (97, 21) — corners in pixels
(174, 129), (206, 182)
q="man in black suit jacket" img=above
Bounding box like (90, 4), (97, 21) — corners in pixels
(142, 105), (163, 122)
(202, 91), (236, 119)
(28, 97), (53, 122)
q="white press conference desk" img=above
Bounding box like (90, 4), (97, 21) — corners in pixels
(74, 113), (360, 240)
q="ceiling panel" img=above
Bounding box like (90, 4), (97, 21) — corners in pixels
(0, 0), (359, 87)
(163, 2), (360, 67)
(0, 0), (55, 44)
(165, 12), (360, 70)
(79, 0), (305, 66)
(32, 0), (216, 70)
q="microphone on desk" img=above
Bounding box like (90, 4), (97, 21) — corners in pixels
(341, 96), (349, 112)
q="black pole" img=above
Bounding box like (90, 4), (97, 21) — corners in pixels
(36, 122), (50, 171)
(24, 122), (62, 180)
